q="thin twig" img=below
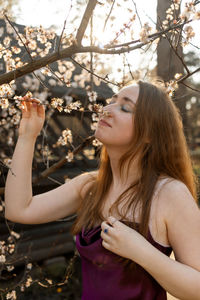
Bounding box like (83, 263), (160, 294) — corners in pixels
(0, 258), (32, 294)
(175, 26), (183, 52)
(32, 71), (50, 89)
(47, 176), (63, 186)
(103, 0), (116, 32)
(104, 19), (191, 49)
(32, 135), (96, 185)
(4, 13), (33, 61)
(47, 65), (71, 86)
(157, 19), (190, 74)
(90, 12), (94, 91)
(0, 160), (16, 176)
(70, 56), (120, 87)
(125, 54), (134, 80)
(4, 13), (49, 89)
(0, 135), (96, 196)
(178, 67), (200, 83)
(143, 44), (158, 80)
(57, 0), (73, 53)
(180, 81), (200, 93)
(132, 0), (142, 28)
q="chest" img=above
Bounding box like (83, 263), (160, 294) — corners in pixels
(101, 186), (170, 248)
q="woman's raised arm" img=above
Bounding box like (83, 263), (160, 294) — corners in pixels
(5, 98), (94, 224)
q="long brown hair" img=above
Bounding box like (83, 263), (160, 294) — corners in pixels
(72, 80), (198, 240)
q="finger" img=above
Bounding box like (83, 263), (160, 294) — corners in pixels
(21, 96), (41, 104)
(107, 216), (119, 227)
(26, 100), (31, 111)
(101, 221), (113, 232)
(102, 239), (111, 250)
(20, 101), (26, 111)
(101, 221), (114, 238)
(37, 104), (45, 118)
(31, 101), (40, 116)
(31, 98), (41, 104)
(100, 231), (111, 243)
(21, 101), (31, 118)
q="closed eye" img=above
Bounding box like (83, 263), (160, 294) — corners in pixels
(108, 100), (133, 113)
(121, 105), (132, 113)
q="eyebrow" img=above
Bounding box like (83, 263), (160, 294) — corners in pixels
(112, 94), (135, 106)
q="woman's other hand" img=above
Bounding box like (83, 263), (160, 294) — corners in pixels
(101, 216), (148, 263)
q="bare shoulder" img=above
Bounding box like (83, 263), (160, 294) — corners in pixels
(73, 170), (98, 183)
(158, 178), (197, 211)
(156, 178), (199, 221)
(158, 178), (200, 269)
(75, 170), (98, 199)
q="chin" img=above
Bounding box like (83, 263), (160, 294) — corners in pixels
(94, 129), (101, 141)
(94, 129), (107, 144)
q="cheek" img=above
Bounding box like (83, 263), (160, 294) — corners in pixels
(118, 125), (133, 144)
(119, 117), (134, 140)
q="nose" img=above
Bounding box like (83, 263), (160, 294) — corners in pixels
(101, 107), (113, 117)
(101, 102), (114, 117)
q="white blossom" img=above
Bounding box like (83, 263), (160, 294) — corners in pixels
(0, 254), (6, 263)
(7, 265), (15, 272)
(11, 231), (20, 239)
(6, 290), (16, 300)
(27, 263), (32, 270)
(87, 91), (98, 102)
(66, 151), (74, 162)
(92, 138), (102, 147)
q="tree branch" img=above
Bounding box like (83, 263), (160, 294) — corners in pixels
(0, 42), (145, 85)
(32, 135), (95, 185)
(178, 67), (200, 83)
(0, 18), (197, 86)
(0, 135), (95, 195)
(104, 19), (190, 49)
(4, 13), (50, 90)
(75, 0), (98, 45)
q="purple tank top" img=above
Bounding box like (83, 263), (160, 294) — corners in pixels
(76, 221), (172, 300)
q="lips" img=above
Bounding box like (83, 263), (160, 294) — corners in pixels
(99, 119), (112, 127)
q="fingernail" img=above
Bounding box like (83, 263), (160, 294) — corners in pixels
(32, 102), (37, 107)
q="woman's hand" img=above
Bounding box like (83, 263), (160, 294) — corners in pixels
(101, 216), (149, 263)
(18, 96), (45, 139)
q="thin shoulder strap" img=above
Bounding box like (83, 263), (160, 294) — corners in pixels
(153, 177), (171, 199)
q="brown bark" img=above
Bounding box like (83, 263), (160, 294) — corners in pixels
(156, 0), (188, 133)
(76, 0), (98, 45)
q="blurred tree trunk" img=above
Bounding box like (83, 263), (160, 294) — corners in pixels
(156, 0), (188, 138)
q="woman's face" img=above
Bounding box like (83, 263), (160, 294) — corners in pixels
(95, 84), (139, 148)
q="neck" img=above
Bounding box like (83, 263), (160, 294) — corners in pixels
(106, 146), (141, 189)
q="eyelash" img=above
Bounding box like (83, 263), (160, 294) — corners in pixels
(109, 100), (131, 113)
(121, 105), (130, 113)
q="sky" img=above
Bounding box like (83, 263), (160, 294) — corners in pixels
(14, 0), (157, 33)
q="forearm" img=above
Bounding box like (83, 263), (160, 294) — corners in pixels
(135, 241), (200, 300)
(5, 136), (36, 220)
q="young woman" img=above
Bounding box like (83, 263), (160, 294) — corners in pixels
(5, 80), (200, 300)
